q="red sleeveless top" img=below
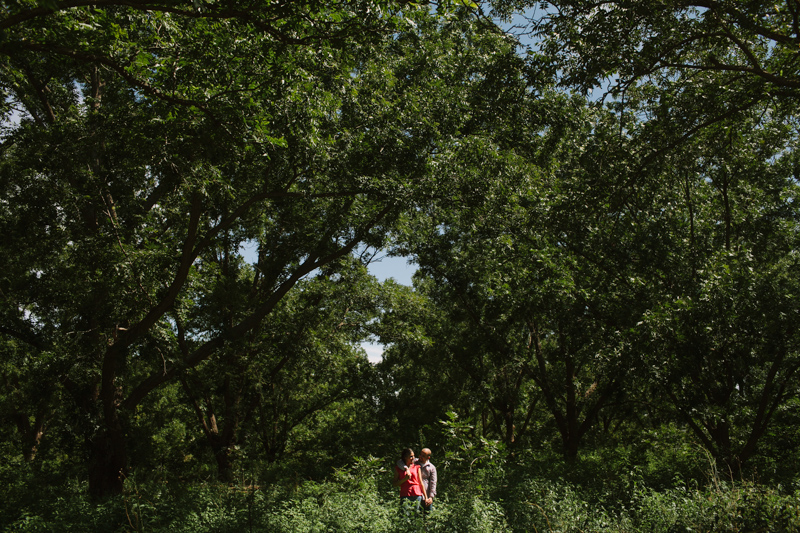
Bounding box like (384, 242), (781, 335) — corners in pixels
(396, 464), (424, 497)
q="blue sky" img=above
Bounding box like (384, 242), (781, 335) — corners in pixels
(238, 242), (416, 286)
(363, 255), (417, 362)
(366, 254), (416, 286)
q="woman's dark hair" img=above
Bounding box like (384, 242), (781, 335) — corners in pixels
(400, 448), (414, 461)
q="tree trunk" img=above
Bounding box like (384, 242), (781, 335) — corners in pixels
(563, 436), (580, 462)
(13, 408), (47, 462)
(87, 425), (127, 498)
(213, 444), (235, 483)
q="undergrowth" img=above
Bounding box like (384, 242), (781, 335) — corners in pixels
(3, 453), (798, 532)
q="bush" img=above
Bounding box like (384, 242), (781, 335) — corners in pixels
(3, 451), (798, 532)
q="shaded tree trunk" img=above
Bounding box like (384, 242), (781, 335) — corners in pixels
(212, 443), (235, 483)
(529, 320), (615, 461)
(10, 403), (48, 462)
(87, 421), (127, 498)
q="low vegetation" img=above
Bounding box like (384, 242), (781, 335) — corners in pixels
(4, 431), (799, 532)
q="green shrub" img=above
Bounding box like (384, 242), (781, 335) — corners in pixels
(3, 450), (798, 532)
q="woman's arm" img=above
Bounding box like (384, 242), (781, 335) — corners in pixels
(417, 467), (427, 500)
(392, 467), (410, 487)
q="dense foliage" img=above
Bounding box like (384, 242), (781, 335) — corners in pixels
(1, 0), (799, 530)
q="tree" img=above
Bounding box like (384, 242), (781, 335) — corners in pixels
(393, 170), (639, 459)
(533, 1), (800, 95)
(503, 0), (800, 466)
(0, 1), (492, 496)
(526, 0), (800, 178)
(177, 258), (381, 481)
(0, 338), (57, 462)
(634, 107), (800, 472)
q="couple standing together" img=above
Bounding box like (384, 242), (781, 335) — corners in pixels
(393, 447), (437, 514)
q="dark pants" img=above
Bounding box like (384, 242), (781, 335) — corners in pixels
(400, 495), (423, 515)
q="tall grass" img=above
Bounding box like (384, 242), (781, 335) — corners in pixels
(3, 453), (798, 532)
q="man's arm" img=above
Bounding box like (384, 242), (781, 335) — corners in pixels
(429, 465), (437, 498)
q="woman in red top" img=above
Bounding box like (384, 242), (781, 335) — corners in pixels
(393, 448), (427, 515)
